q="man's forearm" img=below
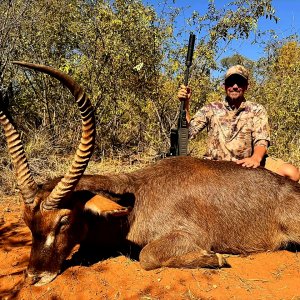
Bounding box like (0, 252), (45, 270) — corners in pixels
(186, 109), (191, 124)
(252, 145), (267, 163)
(184, 100), (191, 124)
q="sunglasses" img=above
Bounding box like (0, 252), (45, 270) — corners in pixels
(224, 77), (248, 87)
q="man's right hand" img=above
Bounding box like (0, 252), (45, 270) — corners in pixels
(178, 85), (191, 102)
(177, 85), (191, 123)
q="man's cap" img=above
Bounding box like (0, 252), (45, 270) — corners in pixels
(225, 65), (249, 81)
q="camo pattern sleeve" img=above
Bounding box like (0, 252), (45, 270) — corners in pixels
(188, 105), (211, 139)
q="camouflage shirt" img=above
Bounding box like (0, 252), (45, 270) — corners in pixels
(189, 99), (270, 161)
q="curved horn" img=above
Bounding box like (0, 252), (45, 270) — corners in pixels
(0, 110), (38, 204)
(13, 61), (96, 210)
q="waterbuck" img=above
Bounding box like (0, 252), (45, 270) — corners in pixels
(1, 62), (299, 286)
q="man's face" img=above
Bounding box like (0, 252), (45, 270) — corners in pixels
(224, 75), (248, 101)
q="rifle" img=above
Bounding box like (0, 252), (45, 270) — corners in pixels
(169, 32), (196, 156)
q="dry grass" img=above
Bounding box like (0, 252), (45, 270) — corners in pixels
(0, 147), (155, 198)
(0, 122), (161, 198)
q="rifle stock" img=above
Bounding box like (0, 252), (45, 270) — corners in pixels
(169, 32), (195, 156)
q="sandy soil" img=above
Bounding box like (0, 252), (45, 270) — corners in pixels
(1, 197), (300, 300)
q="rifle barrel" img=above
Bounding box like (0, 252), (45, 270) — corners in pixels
(184, 33), (196, 85)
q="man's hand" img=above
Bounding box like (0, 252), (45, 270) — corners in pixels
(236, 145), (267, 168)
(177, 85), (192, 123)
(178, 85), (191, 102)
(236, 156), (261, 168)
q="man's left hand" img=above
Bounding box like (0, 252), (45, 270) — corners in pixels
(236, 157), (261, 168)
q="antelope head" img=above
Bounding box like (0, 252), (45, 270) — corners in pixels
(0, 62), (97, 285)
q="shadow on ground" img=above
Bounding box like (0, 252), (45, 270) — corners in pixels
(62, 240), (141, 271)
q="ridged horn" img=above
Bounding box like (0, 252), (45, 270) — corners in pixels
(13, 61), (96, 210)
(0, 109), (38, 204)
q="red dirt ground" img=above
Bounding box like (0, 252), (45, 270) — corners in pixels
(1, 197), (300, 300)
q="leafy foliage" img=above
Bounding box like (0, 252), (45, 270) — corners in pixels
(256, 41), (300, 164)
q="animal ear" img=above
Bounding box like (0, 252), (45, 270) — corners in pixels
(84, 194), (130, 217)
